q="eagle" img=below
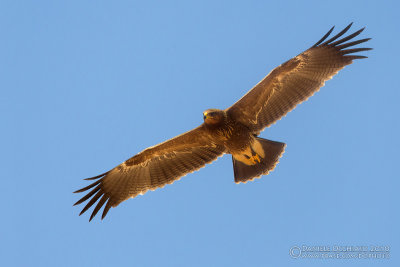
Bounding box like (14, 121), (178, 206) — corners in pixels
(74, 23), (371, 221)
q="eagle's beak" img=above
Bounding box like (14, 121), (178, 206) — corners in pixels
(203, 112), (208, 120)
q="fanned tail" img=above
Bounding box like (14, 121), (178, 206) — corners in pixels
(233, 138), (286, 183)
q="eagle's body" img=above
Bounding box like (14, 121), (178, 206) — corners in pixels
(75, 23), (371, 221)
(203, 109), (252, 153)
(202, 109), (285, 175)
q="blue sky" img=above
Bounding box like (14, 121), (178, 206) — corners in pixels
(2, 0), (399, 266)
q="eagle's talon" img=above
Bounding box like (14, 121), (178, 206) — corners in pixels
(249, 154), (261, 164)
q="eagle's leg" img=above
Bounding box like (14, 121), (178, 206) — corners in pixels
(242, 148), (261, 164)
(234, 138), (265, 165)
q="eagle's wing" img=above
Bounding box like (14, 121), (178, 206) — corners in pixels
(227, 23), (371, 132)
(74, 125), (225, 221)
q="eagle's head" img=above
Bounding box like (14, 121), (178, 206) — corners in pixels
(203, 109), (226, 126)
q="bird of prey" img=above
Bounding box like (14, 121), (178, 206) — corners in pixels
(74, 23), (371, 221)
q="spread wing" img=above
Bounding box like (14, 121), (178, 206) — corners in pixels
(74, 125), (226, 221)
(227, 23), (371, 132)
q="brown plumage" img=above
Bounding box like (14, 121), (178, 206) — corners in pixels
(74, 23), (371, 221)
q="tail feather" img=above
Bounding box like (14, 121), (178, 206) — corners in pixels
(233, 138), (286, 183)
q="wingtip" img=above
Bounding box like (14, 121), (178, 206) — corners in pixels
(74, 197), (86, 206)
(348, 55), (368, 60)
(358, 26), (366, 34)
(311, 25), (335, 48)
(84, 171), (109, 180)
(84, 177), (98, 181)
(79, 204), (91, 216)
(353, 27), (366, 36)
